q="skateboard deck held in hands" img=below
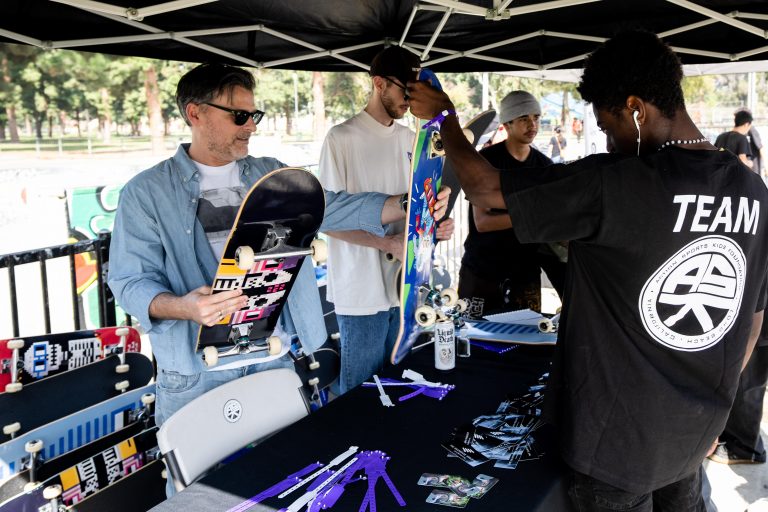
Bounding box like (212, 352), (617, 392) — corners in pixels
(196, 167), (325, 367)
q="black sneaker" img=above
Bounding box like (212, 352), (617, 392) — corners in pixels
(707, 443), (765, 465)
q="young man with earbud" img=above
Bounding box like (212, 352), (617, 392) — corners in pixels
(407, 30), (768, 511)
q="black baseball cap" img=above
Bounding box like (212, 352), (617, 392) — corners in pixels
(369, 46), (420, 86)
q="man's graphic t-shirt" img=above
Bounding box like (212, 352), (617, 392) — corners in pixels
(194, 161), (246, 259)
(502, 147), (768, 494)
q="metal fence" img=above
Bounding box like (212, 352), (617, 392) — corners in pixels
(0, 232), (127, 337)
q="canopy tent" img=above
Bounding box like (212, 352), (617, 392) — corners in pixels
(2, 0), (768, 74)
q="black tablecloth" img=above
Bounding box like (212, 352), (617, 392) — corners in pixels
(151, 344), (569, 511)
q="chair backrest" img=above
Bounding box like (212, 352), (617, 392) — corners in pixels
(156, 368), (309, 491)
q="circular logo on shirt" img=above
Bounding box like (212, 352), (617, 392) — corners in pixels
(223, 399), (243, 423)
(638, 235), (746, 351)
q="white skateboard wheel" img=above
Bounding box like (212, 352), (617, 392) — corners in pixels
(456, 299), (469, 313)
(7, 339), (24, 350)
(5, 382), (22, 393)
(330, 332), (341, 340)
(309, 361), (320, 371)
(462, 128), (475, 144)
(115, 363), (130, 374)
(43, 484), (62, 500)
(440, 288), (458, 307)
(308, 377), (320, 387)
(161, 469), (168, 479)
(310, 238), (328, 264)
(538, 319), (554, 333)
(25, 439), (44, 454)
(3, 422), (21, 436)
(115, 327), (130, 337)
(23, 481), (39, 492)
(203, 346), (219, 367)
(115, 380), (130, 392)
(415, 306), (437, 327)
(235, 245), (255, 271)
(141, 393), (156, 405)
(266, 336), (282, 356)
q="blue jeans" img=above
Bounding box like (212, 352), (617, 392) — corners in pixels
(336, 307), (399, 395)
(155, 355), (293, 497)
(568, 467), (706, 512)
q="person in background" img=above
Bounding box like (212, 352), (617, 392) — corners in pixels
(715, 109), (753, 170)
(318, 46), (454, 394)
(549, 125), (567, 163)
(458, 90), (553, 318)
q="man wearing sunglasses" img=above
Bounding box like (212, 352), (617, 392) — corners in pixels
(108, 63), (451, 488)
(318, 46), (455, 395)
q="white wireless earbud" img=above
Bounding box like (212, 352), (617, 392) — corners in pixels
(633, 110), (641, 156)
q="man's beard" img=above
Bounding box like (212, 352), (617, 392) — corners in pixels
(381, 93), (405, 120)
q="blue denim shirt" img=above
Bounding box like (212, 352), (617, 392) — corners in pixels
(108, 144), (388, 374)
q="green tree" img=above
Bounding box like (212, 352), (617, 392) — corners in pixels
(254, 69), (311, 135)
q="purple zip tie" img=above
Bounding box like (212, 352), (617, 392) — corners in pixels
(227, 462), (323, 512)
(363, 378), (454, 402)
(470, 340), (519, 354)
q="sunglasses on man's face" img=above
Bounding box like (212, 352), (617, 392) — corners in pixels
(204, 102), (265, 126)
(381, 76), (409, 101)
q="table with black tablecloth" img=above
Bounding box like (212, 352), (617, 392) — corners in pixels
(150, 343), (568, 511)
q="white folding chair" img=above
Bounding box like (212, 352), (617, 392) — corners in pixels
(156, 368), (309, 491)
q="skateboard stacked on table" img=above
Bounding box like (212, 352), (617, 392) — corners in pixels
(0, 327), (164, 511)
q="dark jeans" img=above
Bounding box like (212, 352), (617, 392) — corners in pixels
(568, 467), (706, 512)
(720, 344), (768, 462)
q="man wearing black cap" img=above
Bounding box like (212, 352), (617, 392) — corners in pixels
(319, 46), (454, 394)
(459, 90), (557, 317)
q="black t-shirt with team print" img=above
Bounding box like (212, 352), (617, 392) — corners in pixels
(502, 147), (768, 494)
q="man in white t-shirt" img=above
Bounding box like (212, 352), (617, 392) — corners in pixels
(319, 46), (454, 394)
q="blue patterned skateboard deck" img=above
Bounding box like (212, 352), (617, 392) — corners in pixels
(391, 69), (445, 365)
(464, 320), (557, 345)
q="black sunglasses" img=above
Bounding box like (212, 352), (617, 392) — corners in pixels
(204, 102), (265, 126)
(381, 76), (409, 101)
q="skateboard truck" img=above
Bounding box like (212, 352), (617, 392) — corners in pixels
(5, 338), (25, 393)
(22, 439), (44, 491)
(202, 326), (282, 367)
(129, 392), (156, 427)
(538, 313), (561, 333)
(42, 483), (64, 512)
(114, 327), (131, 374)
(234, 223), (327, 271)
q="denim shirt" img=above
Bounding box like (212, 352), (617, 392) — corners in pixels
(108, 144), (388, 374)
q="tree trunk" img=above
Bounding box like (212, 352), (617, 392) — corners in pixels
(312, 71), (325, 142)
(284, 106), (293, 136)
(144, 64), (164, 154)
(1, 54), (20, 142)
(100, 88), (112, 143)
(561, 90), (570, 131)
(59, 111), (67, 136)
(0, 121), (6, 140)
(34, 115), (44, 139)
(48, 115), (53, 138)
(75, 110), (81, 137)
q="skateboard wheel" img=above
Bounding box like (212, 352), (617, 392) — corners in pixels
(5, 382), (22, 393)
(456, 299), (469, 313)
(115, 327), (130, 337)
(415, 306), (437, 327)
(462, 128), (475, 145)
(115, 380), (130, 392)
(43, 484), (62, 500)
(266, 336), (282, 356)
(7, 339), (24, 350)
(115, 363), (130, 374)
(538, 319), (554, 333)
(3, 422), (21, 436)
(235, 245), (255, 271)
(308, 377), (320, 386)
(330, 332), (341, 340)
(161, 469), (168, 479)
(203, 346), (219, 367)
(440, 288), (458, 307)
(23, 481), (39, 492)
(310, 238), (328, 264)
(25, 439), (44, 454)
(309, 361), (320, 371)
(141, 393), (156, 405)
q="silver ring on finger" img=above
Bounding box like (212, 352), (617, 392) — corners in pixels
(217, 310), (224, 321)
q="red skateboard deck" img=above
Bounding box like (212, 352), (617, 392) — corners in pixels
(0, 327), (140, 393)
